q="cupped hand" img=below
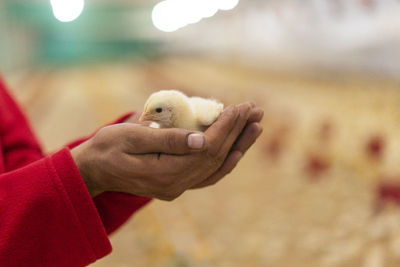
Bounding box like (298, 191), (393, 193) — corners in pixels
(191, 103), (264, 189)
(71, 103), (263, 201)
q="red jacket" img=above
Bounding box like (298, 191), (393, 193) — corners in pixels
(0, 77), (152, 266)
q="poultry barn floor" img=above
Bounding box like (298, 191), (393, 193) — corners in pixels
(5, 57), (400, 267)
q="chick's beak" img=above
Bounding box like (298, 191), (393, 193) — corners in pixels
(139, 102), (151, 122)
(139, 109), (153, 121)
(138, 111), (150, 122)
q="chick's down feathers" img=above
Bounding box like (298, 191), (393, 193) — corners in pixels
(139, 90), (224, 131)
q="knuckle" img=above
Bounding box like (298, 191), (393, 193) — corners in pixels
(164, 131), (178, 150)
(92, 127), (107, 143)
(91, 128), (112, 151)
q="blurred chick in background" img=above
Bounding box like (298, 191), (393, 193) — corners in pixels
(139, 90), (224, 131)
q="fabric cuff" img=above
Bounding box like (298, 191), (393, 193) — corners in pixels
(49, 148), (112, 262)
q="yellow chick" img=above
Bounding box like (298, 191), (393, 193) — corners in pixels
(139, 90), (224, 131)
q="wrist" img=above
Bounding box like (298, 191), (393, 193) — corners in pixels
(71, 141), (104, 197)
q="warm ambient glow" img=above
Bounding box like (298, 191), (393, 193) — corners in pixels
(50, 0), (85, 22)
(218, 0), (239, 11)
(152, 0), (240, 32)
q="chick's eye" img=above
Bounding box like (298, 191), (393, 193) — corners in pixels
(155, 108), (162, 113)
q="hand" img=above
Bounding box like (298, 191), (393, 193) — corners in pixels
(71, 103), (253, 200)
(124, 104), (264, 190)
(191, 103), (264, 189)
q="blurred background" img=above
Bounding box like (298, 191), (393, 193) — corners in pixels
(2, 0), (400, 266)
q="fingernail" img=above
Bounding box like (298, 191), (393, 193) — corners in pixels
(235, 151), (243, 160)
(241, 105), (251, 117)
(188, 134), (205, 149)
(223, 105), (233, 112)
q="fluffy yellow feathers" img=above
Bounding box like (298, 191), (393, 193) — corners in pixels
(139, 90), (224, 131)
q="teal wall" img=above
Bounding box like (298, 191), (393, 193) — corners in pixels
(0, 1), (161, 67)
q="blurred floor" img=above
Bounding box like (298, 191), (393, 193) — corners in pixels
(5, 57), (400, 267)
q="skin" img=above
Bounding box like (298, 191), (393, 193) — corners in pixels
(71, 102), (264, 201)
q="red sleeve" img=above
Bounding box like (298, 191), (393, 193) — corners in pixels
(65, 113), (152, 235)
(0, 148), (111, 266)
(0, 79), (43, 171)
(0, 77), (151, 264)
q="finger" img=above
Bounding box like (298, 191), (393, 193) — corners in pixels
(136, 121), (154, 127)
(204, 105), (239, 155)
(120, 123), (206, 154)
(191, 150), (243, 189)
(248, 107), (264, 123)
(232, 122), (263, 154)
(218, 102), (252, 156)
(194, 122), (262, 189)
(121, 152), (182, 179)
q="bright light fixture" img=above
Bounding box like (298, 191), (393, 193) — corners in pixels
(182, 0), (203, 24)
(50, 0), (85, 22)
(217, 0), (239, 11)
(152, 0), (183, 32)
(199, 0), (219, 18)
(152, 0), (240, 32)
